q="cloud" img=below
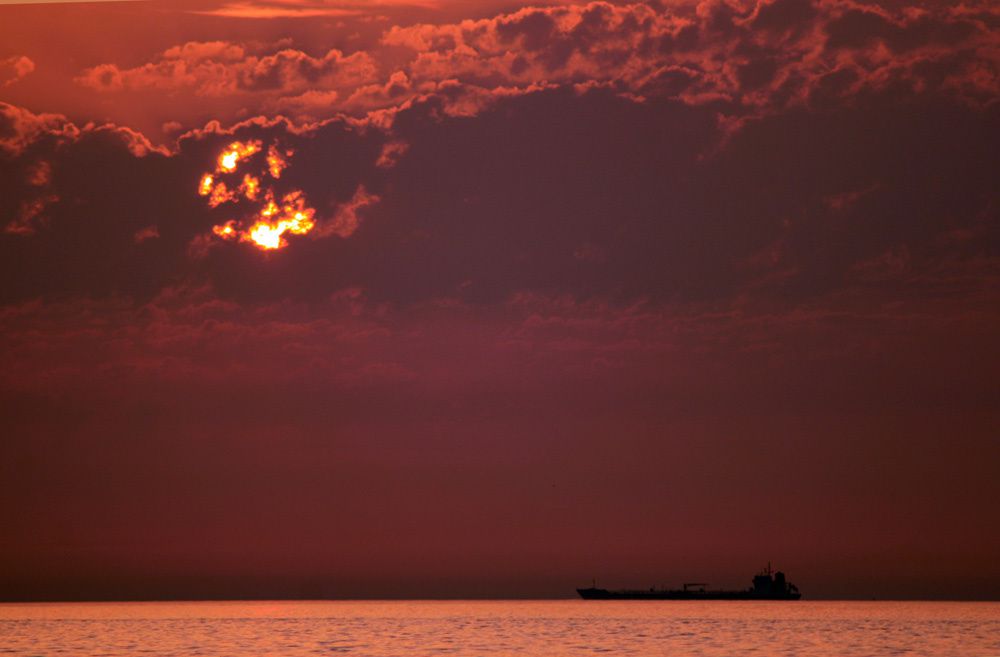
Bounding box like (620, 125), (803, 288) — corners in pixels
(4, 65), (998, 307)
(5, 194), (57, 235)
(0, 96), (395, 300)
(0, 55), (34, 87)
(375, 140), (409, 168)
(2, 278), (997, 401)
(382, 0), (1000, 118)
(0, 102), (78, 156)
(76, 41), (378, 98)
(133, 225), (160, 243)
(0, 102), (169, 158)
(314, 185), (381, 238)
(270, 89), (341, 117)
(188, 0), (443, 18)
(69, 1), (999, 129)
(3, 1), (997, 309)
(190, 3), (363, 19)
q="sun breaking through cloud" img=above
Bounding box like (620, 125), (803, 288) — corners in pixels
(198, 140), (315, 251)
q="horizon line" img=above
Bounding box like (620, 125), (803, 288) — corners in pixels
(3, 596), (999, 604)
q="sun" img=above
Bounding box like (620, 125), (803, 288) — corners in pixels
(198, 139), (314, 250)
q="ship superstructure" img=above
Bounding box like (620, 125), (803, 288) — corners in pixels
(577, 564), (801, 600)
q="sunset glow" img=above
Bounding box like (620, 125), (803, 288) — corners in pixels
(199, 141), (316, 250)
(240, 174), (260, 201)
(267, 145), (289, 179)
(198, 174), (214, 196)
(244, 191), (315, 250)
(212, 221), (237, 239)
(217, 140), (261, 173)
(207, 181), (234, 208)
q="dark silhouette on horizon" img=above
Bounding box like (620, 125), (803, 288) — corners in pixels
(578, 564), (801, 600)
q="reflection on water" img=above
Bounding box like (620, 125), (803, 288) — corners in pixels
(1, 600), (998, 656)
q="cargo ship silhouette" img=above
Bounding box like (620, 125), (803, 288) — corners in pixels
(577, 563), (801, 600)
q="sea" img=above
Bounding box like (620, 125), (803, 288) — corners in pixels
(1, 600), (998, 656)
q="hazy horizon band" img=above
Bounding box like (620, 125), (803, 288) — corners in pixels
(0, 1), (145, 5)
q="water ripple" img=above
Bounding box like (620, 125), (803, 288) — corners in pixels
(0, 601), (997, 657)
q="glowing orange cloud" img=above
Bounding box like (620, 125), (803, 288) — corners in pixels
(240, 174), (260, 201)
(212, 221), (237, 239)
(246, 190), (315, 250)
(198, 139), (316, 251)
(218, 140), (260, 173)
(207, 181), (235, 208)
(267, 144), (290, 179)
(198, 174), (214, 196)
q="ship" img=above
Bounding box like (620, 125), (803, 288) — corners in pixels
(577, 563), (801, 600)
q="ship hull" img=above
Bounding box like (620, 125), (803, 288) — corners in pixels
(577, 588), (801, 600)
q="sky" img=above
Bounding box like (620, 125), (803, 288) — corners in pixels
(0, 0), (998, 601)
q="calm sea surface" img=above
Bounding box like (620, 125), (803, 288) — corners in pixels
(1, 600), (997, 656)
